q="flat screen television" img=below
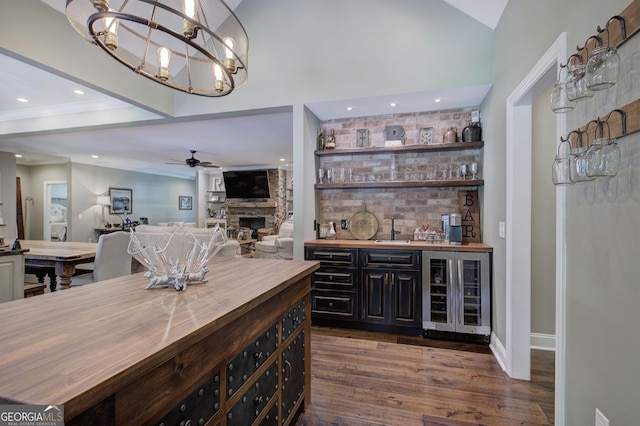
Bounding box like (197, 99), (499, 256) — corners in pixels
(223, 170), (271, 199)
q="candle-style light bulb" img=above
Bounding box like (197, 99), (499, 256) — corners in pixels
(223, 37), (236, 72)
(214, 63), (224, 93)
(157, 47), (171, 81)
(183, 0), (196, 38)
(104, 16), (118, 50)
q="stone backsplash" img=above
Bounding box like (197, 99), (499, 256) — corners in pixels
(316, 108), (483, 241)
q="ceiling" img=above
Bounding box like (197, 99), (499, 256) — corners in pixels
(0, 0), (507, 180)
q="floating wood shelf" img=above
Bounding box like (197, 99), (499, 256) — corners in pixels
(315, 141), (484, 157)
(315, 179), (484, 190)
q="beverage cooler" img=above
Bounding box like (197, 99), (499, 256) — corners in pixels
(422, 251), (491, 340)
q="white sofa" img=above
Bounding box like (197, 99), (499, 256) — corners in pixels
(253, 220), (294, 260)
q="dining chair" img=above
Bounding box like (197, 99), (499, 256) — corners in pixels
(73, 231), (132, 285)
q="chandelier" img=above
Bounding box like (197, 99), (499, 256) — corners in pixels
(66, 0), (248, 97)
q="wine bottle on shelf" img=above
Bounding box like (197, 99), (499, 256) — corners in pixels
(324, 128), (336, 150)
(317, 129), (325, 150)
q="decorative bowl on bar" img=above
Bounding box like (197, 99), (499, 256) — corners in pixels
(128, 224), (226, 291)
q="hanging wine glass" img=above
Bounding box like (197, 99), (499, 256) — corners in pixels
(565, 54), (594, 102)
(552, 133), (577, 186)
(569, 130), (594, 182)
(550, 79), (576, 113)
(585, 21), (623, 91)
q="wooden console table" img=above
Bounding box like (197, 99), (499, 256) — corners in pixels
(0, 256), (319, 425)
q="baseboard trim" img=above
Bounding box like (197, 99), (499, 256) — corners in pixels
(490, 332), (507, 372)
(530, 333), (556, 351)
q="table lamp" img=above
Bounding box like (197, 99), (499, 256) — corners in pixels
(96, 195), (111, 226)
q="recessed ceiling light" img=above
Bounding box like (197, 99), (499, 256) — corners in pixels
(91, 155), (99, 159)
(346, 107), (353, 111)
(15, 154), (23, 158)
(74, 89), (85, 95)
(434, 98), (441, 103)
(16, 98), (28, 103)
(390, 103), (396, 107)
(280, 158), (286, 162)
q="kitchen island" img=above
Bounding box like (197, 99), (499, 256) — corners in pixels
(0, 256), (318, 425)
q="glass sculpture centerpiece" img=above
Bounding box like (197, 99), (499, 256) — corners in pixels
(128, 224), (226, 291)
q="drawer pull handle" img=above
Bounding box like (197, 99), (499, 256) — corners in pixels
(328, 302), (334, 307)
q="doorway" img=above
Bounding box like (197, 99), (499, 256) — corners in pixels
(44, 181), (68, 241)
(505, 32), (567, 423)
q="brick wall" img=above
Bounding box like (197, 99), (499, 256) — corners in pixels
(316, 108), (483, 241)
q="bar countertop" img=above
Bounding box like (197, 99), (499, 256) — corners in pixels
(0, 256), (319, 420)
(304, 239), (493, 252)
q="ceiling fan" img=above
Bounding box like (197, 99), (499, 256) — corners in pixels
(166, 150), (219, 168)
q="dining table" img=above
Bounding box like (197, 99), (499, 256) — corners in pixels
(22, 240), (98, 291)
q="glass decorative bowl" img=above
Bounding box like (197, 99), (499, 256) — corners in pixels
(128, 224), (226, 291)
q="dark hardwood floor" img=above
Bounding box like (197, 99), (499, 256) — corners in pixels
(295, 326), (554, 426)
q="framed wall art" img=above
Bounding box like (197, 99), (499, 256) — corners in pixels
(419, 127), (433, 144)
(109, 187), (132, 214)
(179, 196), (193, 210)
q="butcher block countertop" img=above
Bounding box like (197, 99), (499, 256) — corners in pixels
(0, 257), (319, 422)
(304, 239), (493, 252)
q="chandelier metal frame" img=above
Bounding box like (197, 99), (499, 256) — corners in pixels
(66, 0), (249, 97)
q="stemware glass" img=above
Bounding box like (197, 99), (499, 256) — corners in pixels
(470, 162), (478, 180)
(460, 164), (468, 180)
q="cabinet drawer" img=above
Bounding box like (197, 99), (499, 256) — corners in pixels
(361, 250), (420, 268)
(312, 290), (358, 321)
(312, 267), (358, 291)
(305, 247), (358, 266)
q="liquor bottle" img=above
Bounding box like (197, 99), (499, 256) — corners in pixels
(325, 128), (336, 150)
(317, 129), (325, 150)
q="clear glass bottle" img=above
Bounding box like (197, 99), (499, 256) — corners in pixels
(325, 128), (336, 150)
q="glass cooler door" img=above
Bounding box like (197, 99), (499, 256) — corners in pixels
(422, 252), (455, 332)
(456, 253), (491, 335)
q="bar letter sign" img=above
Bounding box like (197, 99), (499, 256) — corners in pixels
(458, 190), (481, 243)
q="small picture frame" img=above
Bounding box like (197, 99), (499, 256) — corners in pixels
(179, 196), (192, 210)
(109, 187), (132, 214)
(419, 127), (433, 144)
(356, 129), (369, 148)
(220, 207), (226, 218)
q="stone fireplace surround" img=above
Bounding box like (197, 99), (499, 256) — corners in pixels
(225, 169), (286, 237)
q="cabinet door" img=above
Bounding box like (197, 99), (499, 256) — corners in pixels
(389, 270), (421, 328)
(281, 330), (305, 425)
(361, 269), (388, 324)
(422, 252), (456, 332)
(455, 253), (491, 335)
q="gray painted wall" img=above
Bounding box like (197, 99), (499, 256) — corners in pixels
(532, 85), (556, 337)
(483, 0), (637, 423)
(16, 163), (196, 243)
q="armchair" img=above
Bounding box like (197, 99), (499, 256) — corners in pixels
(253, 220), (294, 260)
